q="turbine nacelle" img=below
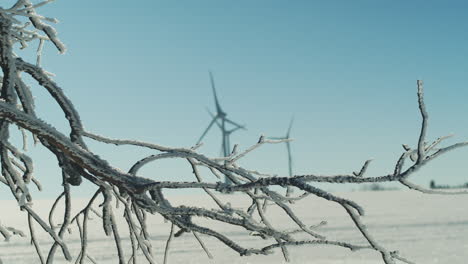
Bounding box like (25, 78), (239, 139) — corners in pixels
(197, 72), (246, 153)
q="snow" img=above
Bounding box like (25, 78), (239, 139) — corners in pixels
(1, 190), (467, 263)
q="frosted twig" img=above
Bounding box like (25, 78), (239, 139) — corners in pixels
(163, 223), (175, 264)
(261, 239), (371, 254)
(28, 213), (45, 264)
(353, 159), (373, 177)
(48, 191), (64, 230)
(416, 80), (428, 165)
(228, 135), (291, 165)
(192, 231), (213, 259)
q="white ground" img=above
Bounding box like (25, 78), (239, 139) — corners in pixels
(1, 190), (467, 264)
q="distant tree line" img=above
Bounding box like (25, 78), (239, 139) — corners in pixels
(430, 180), (468, 189)
(358, 183), (399, 192)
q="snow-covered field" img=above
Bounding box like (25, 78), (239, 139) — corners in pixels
(1, 190), (467, 264)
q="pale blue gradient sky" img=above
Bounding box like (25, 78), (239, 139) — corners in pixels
(3, 0), (468, 198)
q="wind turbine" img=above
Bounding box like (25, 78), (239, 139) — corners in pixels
(269, 117), (294, 196)
(197, 72), (246, 183)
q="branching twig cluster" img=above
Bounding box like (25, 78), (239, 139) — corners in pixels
(0, 2), (467, 264)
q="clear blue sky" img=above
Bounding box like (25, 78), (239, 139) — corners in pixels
(3, 0), (468, 198)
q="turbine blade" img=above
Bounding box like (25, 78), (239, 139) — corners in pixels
(197, 117), (217, 144)
(228, 125), (244, 134)
(209, 71), (223, 114)
(225, 117), (246, 130)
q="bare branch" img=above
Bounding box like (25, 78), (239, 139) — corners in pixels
(0, 4), (466, 264)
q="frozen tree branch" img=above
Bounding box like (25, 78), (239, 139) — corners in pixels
(0, 2), (467, 264)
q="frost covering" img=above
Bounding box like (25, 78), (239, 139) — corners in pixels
(0, 1), (467, 264)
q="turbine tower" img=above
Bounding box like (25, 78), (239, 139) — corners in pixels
(197, 72), (246, 183)
(269, 117), (294, 196)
